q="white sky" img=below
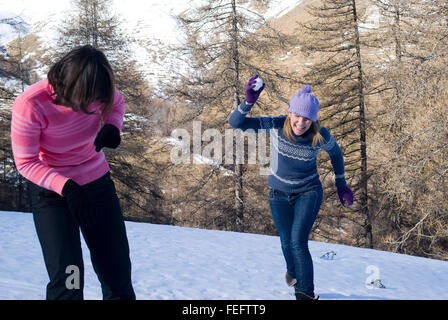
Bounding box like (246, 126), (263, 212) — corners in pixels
(0, 0), (303, 86)
(0, 0), (190, 43)
(0, 0), (303, 41)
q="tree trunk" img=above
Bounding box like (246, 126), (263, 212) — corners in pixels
(352, 0), (372, 248)
(231, 0), (244, 232)
(92, 0), (99, 47)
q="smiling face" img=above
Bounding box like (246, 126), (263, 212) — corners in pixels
(288, 113), (313, 136)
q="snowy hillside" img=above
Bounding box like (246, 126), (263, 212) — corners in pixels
(1, 210), (448, 300)
(0, 0), (304, 88)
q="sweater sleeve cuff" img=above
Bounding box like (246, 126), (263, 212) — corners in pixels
(50, 175), (70, 196)
(335, 174), (346, 188)
(104, 118), (123, 132)
(238, 100), (253, 115)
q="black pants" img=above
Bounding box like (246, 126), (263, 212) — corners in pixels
(28, 172), (136, 300)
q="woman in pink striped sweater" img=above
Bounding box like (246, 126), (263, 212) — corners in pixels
(11, 45), (135, 300)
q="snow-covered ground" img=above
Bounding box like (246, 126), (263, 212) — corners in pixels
(1, 210), (448, 300)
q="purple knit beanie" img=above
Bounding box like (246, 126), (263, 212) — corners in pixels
(288, 85), (319, 122)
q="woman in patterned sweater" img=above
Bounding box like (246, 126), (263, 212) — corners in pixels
(228, 75), (354, 300)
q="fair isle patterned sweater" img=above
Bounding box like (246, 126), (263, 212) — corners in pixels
(228, 100), (347, 194)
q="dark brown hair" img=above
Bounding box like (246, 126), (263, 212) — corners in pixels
(47, 45), (115, 115)
(283, 114), (324, 147)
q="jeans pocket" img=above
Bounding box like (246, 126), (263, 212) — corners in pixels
(302, 189), (322, 218)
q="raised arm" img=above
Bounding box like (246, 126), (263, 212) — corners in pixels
(228, 100), (286, 133)
(228, 75), (285, 133)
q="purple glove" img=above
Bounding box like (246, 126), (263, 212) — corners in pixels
(337, 185), (354, 207)
(245, 75), (265, 104)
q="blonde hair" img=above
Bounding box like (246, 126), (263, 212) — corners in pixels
(283, 115), (324, 147)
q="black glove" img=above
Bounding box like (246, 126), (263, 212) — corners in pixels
(62, 179), (98, 228)
(94, 124), (121, 152)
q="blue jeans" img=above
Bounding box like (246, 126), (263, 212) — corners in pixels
(269, 185), (323, 296)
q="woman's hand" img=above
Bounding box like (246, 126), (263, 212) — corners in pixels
(337, 185), (354, 207)
(245, 75), (265, 105)
(94, 124), (121, 152)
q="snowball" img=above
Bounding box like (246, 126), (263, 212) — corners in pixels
(253, 77), (263, 91)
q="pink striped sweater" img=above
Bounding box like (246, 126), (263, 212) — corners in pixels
(11, 79), (125, 196)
